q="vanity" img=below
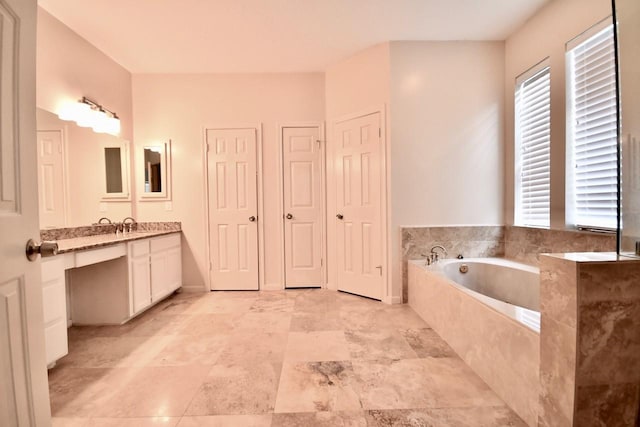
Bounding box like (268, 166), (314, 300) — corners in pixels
(40, 223), (182, 367)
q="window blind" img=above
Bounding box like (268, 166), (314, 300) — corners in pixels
(567, 24), (617, 230)
(515, 66), (551, 228)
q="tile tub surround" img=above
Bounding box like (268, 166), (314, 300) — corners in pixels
(539, 253), (640, 427)
(504, 226), (615, 265)
(401, 225), (616, 302)
(408, 261), (539, 426)
(48, 289), (527, 426)
(401, 226), (505, 302)
(41, 221), (181, 241)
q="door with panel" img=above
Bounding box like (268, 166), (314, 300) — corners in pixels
(334, 112), (384, 300)
(37, 130), (66, 228)
(0, 0), (52, 424)
(207, 128), (259, 290)
(282, 126), (324, 288)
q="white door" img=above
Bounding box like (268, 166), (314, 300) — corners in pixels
(0, 0), (53, 425)
(335, 113), (384, 300)
(207, 128), (259, 290)
(37, 130), (66, 228)
(282, 127), (324, 288)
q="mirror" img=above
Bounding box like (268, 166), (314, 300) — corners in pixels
(614, 0), (640, 257)
(140, 140), (171, 200)
(36, 108), (133, 229)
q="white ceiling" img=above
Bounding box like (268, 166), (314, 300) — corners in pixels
(38, 0), (550, 74)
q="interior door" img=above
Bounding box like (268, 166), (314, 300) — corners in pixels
(0, 0), (53, 425)
(207, 128), (259, 290)
(282, 127), (324, 288)
(334, 112), (383, 300)
(37, 130), (66, 228)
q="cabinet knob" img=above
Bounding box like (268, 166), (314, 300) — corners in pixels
(249, 216), (256, 222)
(336, 214), (344, 220)
(286, 213), (293, 220)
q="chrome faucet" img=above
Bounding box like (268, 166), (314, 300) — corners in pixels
(429, 245), (448, 264)
(97, 217), (112, 224)
(122, 217), (137, 233)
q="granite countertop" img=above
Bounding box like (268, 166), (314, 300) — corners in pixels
(54, 229), (181, 254)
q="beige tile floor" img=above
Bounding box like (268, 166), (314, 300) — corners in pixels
(49, 289), (526, 427)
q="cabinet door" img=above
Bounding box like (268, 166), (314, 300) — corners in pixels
(130, 256), (151, 314)
(166, 247), (182, 292)
(41, 257), (68, 366)
(150, 251), (169, 301)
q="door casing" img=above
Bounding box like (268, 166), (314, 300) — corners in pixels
(329, 105), (390, 303)
(277, 123), (327, 290)
(203, 124), (265, 291)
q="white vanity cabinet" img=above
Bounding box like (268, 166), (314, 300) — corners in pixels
(128, 233), (182, 316)
(41, 256), (68, 366)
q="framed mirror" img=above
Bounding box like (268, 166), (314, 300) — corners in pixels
(140, 140), (171, 200)
(101, 140), (131, 200)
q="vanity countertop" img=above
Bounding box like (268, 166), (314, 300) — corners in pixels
(54, 230), (180, 254)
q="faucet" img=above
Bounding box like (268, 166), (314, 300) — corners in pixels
(97, 217), (112, 224)
(429, 245), (448, 264)
(122, 217), (137, 233)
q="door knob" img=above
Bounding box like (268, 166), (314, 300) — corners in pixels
(286, 213), (293, 220)
(249, 216), (256, 222)
(336, 214), (344, 220)
(25, 239), (58, 262)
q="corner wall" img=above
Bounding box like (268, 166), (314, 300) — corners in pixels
(325, 43), (392, 297)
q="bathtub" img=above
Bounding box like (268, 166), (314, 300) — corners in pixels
(408, 258), (540, 426)
(431, 258), (540, 332)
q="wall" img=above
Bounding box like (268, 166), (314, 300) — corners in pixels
(36, 8), (135, 225)
(503, 0), (613, 228)
(324, 43), (392, 296)
(389, 41), (505, 301)
(132, 73), (325, 288)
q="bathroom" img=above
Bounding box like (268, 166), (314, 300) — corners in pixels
(1, 0), (639, 425)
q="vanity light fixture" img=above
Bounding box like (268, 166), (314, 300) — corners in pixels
(58, 97), (121, 136)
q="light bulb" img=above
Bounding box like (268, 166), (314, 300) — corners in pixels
(92, 110), (110, 133)
(105, 116), (121, 135)
(75, 103), (94, 127)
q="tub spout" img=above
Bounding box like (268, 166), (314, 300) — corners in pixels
(430, 245), (448, 263)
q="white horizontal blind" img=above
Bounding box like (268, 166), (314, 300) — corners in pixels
(567, 24), (617, 229)
(515, 65), (551, 228)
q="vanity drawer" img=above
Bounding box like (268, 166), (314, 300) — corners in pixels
(74, 243), (126, 267)
(150, 233), (180, 253)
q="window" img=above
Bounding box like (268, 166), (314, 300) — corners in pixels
(566, 22), (617, 230)
(515, 62), (551, 228)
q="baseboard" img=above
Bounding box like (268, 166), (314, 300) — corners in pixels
(383, 295), (402, 305)
(262, 282), (284, 291)
(179, 284), (208, 292)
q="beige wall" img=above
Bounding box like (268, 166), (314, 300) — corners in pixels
(131, 73), (325, 288)
(503, 0), (612, 228)
(324, 43), (392, 297)
(389, 41), (505, 301)
(36, 8), (133, 142)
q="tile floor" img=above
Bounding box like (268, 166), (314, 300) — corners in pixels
(49, 289), (526, 426)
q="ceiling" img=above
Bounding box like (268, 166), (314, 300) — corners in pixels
(38, 0), (551, 74)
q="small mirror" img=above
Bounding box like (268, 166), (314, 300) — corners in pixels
(105, 147), (124, 193)
(140, 140), (171, 200)
(102, 140), (130, 200)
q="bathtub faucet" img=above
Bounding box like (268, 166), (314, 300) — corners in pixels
(429, 245), (448, 264)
